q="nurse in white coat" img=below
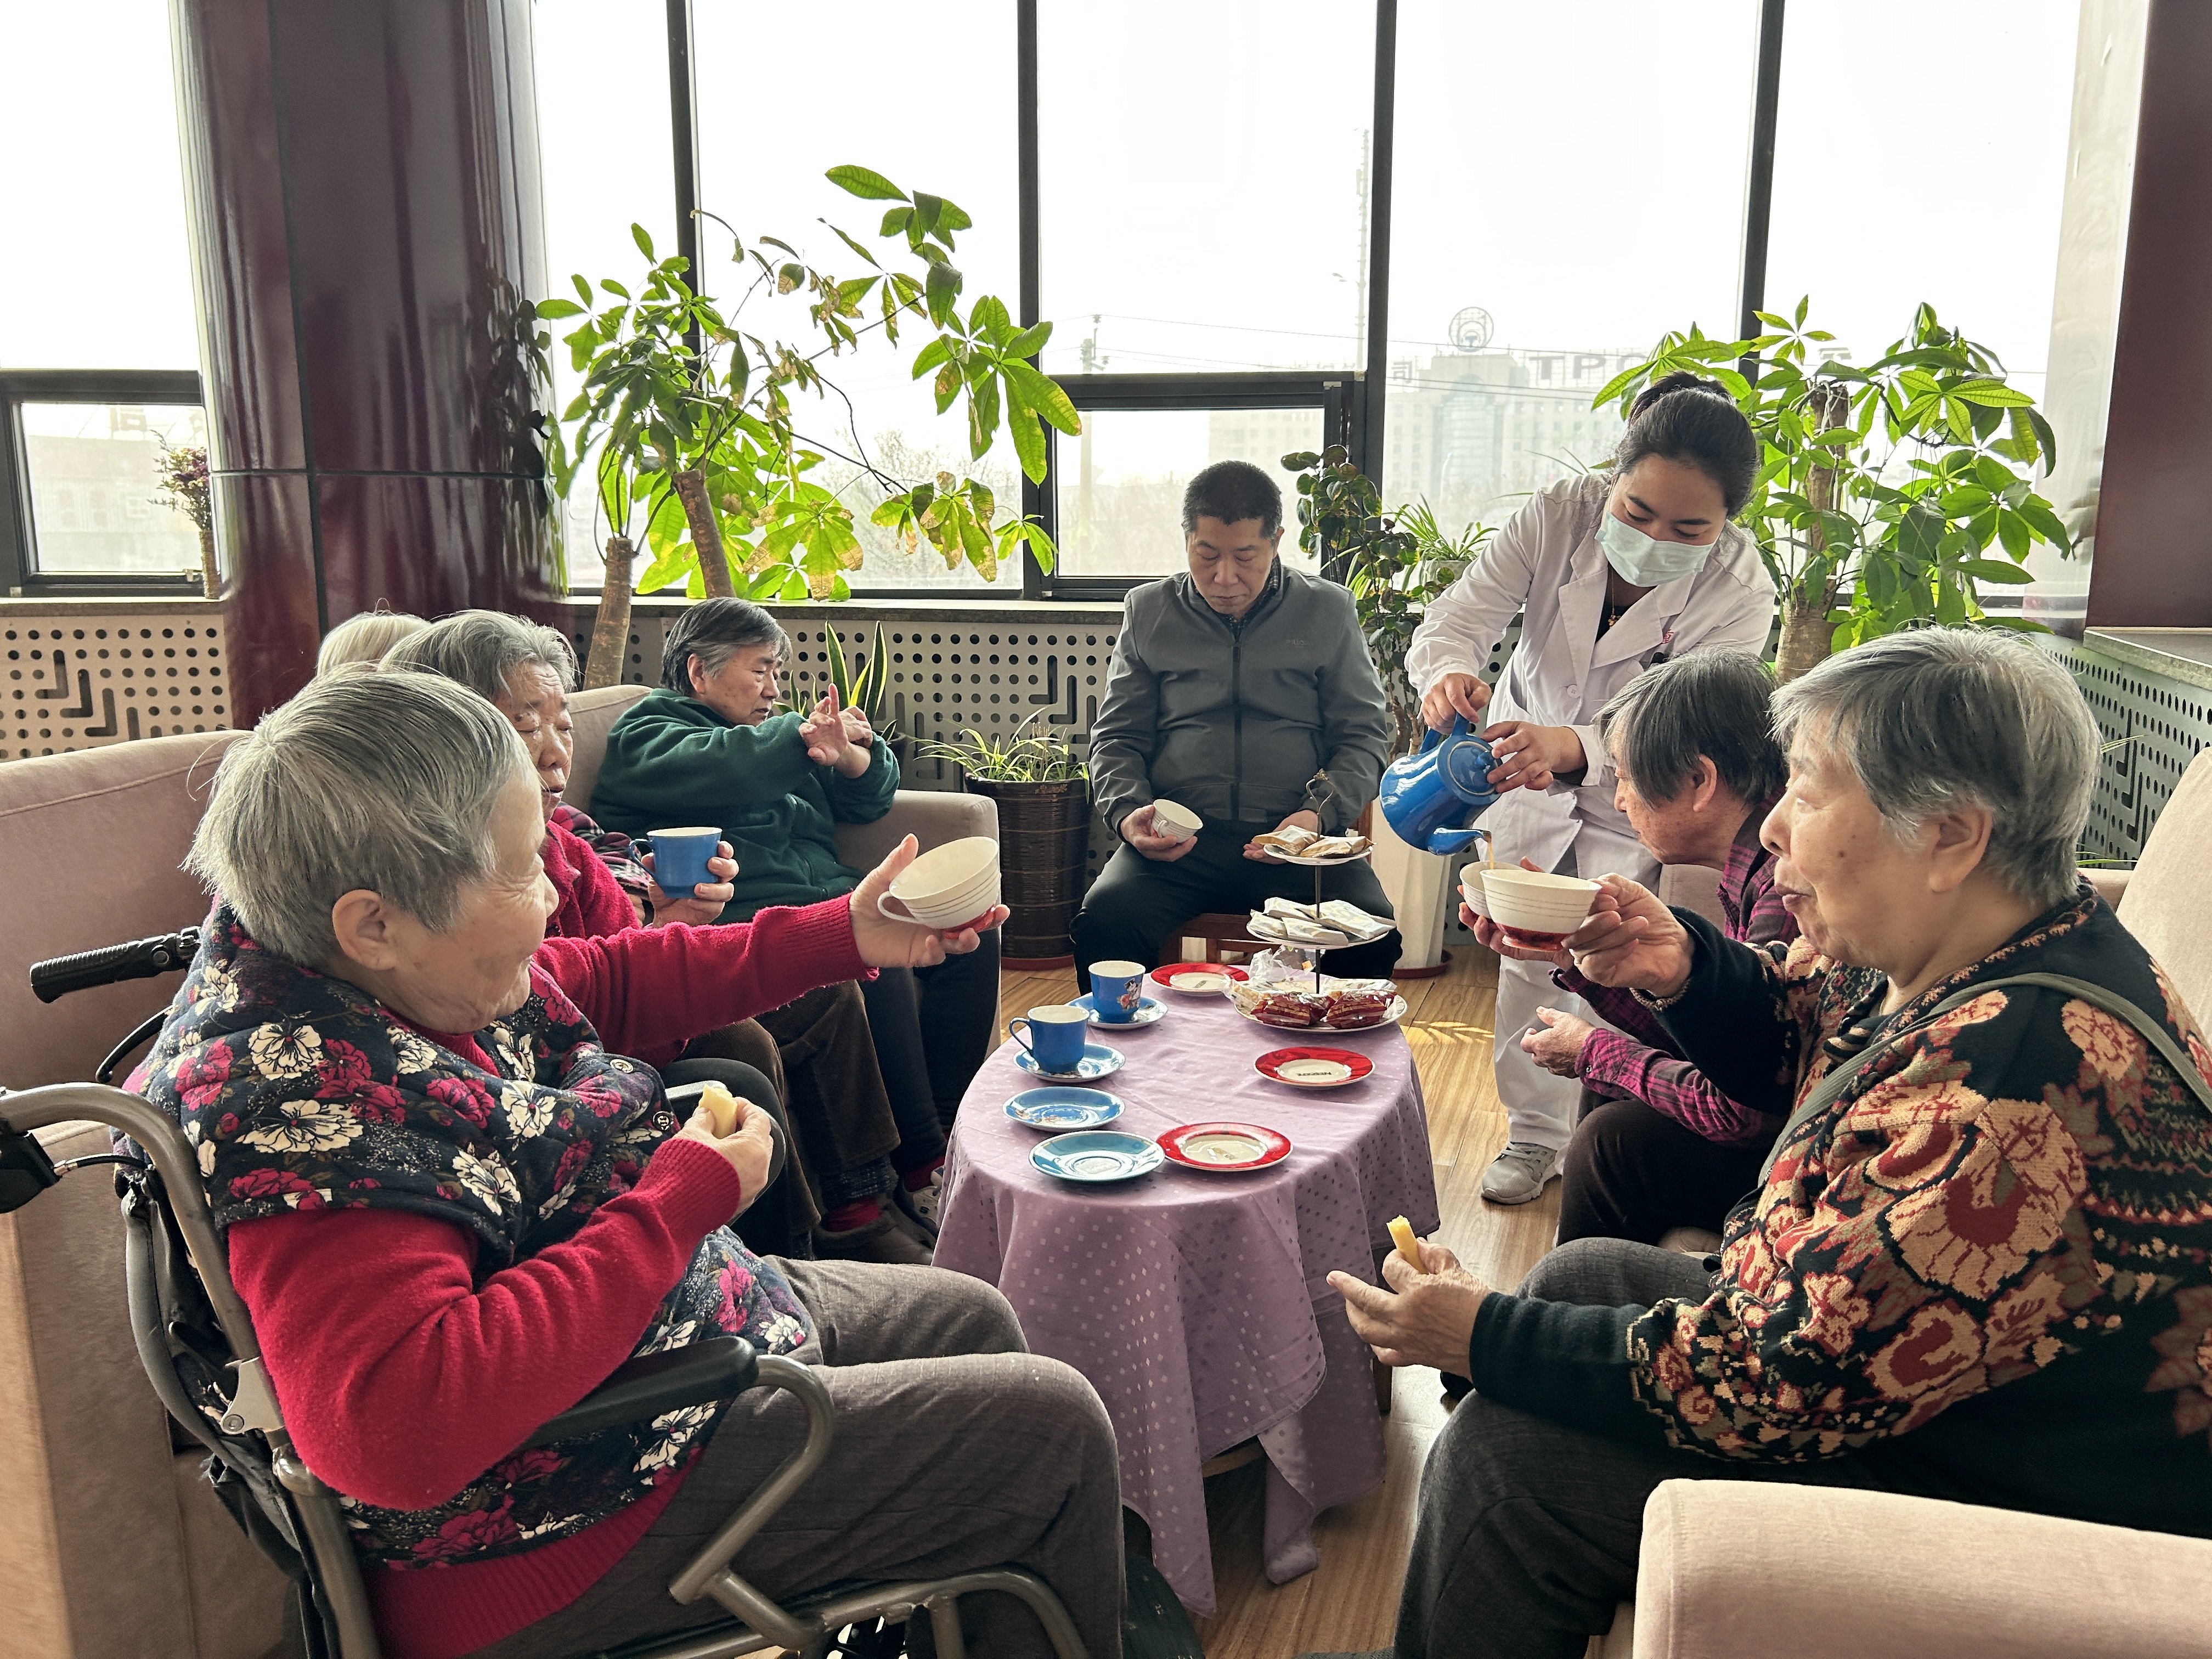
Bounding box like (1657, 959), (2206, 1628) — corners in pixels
(1404, 373), (1777, 1204)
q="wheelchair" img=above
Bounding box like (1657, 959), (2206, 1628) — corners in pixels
(7, 929), (1088, 1659)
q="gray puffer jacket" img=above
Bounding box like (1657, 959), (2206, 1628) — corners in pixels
(1090, 561), (1390, 836)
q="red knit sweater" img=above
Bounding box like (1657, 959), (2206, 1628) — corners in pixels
(225, 896), (867, 1658)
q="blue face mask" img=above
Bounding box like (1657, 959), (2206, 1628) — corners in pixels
(1596, 510), (1715, 587)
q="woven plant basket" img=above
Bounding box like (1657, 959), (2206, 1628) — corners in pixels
(964, 776), (1091, 969)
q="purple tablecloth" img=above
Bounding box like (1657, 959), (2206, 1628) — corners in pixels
(934, 992), (1440, 1615)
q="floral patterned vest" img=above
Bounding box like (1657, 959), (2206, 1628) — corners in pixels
(134, 902), (811, 1568)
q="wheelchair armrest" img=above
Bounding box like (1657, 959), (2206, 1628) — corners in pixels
(525, 1336), (759, 1447)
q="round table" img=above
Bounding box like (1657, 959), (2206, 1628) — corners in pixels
(933, 990), (1441, 1615)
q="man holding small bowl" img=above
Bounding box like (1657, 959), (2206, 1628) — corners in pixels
(1072, 459), (1400, 990)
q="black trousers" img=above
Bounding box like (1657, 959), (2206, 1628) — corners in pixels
(859, 930), (1002, 1163)
(1554, 1095), (1773, 1247)
(1069, 823), (1401, 992)
(659, 1058), (815, 1260)
(1396, 1239), (1906, 1659)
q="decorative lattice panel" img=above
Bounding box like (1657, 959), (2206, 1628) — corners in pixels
(4, 616), (230, 759)
(2049, 638), (2212, 864)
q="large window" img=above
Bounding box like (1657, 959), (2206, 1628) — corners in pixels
(1763, 2), (2079, 409)
(1383, 1), (1762, 538)
(1035, 0), (1372, 382)
(532, 0), (680, 591)
(0, 3), (207, 592)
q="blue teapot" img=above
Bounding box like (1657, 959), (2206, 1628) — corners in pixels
(1379, 715), (1500, 855)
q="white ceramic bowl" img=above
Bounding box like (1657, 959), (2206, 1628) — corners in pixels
(1480, 867), (1599, 942)
(1457, 861), (1493, 921)
(880, 836), (1002, 928)
(1152, 799), (1202, 842)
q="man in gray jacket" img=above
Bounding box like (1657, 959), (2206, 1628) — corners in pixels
(1072, 461), (1400, 985)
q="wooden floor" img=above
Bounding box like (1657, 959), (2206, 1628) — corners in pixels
(994, 948), (1560, 1657)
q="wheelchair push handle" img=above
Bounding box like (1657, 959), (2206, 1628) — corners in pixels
(30, 928), (200, 1004)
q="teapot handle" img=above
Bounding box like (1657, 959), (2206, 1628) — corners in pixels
(1416, 712), (1474, 755)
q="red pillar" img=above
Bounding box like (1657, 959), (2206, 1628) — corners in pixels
(2085, 0), (2212, 630)
(171, 0), (560, 721)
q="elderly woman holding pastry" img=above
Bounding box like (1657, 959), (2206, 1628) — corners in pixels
(134, 670), (1124, 1659)
(1318, 629), (2212, 1659)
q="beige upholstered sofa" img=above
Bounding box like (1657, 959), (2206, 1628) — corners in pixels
(0, 684), (991, 1658)
(1593, 753), (2212, 1658)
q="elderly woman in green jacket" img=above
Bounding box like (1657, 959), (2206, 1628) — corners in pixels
(590, 599), (996, 1246)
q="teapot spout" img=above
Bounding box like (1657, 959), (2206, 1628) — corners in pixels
(1425, 827), (1487, 856)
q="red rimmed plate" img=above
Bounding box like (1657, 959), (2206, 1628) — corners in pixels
(1157, 1121), (1292, 1172)
(1150, 962), (1250, 997)
(1254, 1046), (1374, 1089)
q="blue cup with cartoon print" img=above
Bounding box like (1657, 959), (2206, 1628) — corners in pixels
(647, 826), (722, 896)
(1086, 960), (1147, 1024)
(1008, 1005), (1090, 1073)
(1378, 716), (1500, 855)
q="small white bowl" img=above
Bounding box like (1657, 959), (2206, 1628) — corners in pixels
(1152, 799), (1201, 842)
(1457, 861), (1493, 921)
(1481, 867), (1599, 943)
(880, 836), (1001, 928)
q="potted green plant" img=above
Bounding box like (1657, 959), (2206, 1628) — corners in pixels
(917, 712), (1090, 968)
(1596, 299), (2071, 679)
(152, 439), (218, 600)
(1287, 447), (1493, 973)
(541, 166), (1076, 688)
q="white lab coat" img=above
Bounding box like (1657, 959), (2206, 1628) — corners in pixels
(1404, 472), (1777, 1148)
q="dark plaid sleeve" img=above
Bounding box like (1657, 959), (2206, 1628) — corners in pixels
(551, 804), (653, 898)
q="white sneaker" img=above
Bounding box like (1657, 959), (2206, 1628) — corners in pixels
(1481, 1142), (1560, 1205)
(895, 1167), (944, 1233)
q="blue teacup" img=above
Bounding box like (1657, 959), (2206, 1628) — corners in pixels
(648, 826), (723, 896)
(1087, 960), (1147, 1024)
(1008, 1005), (1090, 1073)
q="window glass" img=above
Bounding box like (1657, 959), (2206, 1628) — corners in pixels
(1036, 0), (1373, 380)
(686, 0), (1020, 592)
(531, 0), (680, 589)
(1384, 1), (1760, 535)
(1764, 2), (2078, 408)
(0, 1), (198, 369)
(1053, 408), (1324, 580)
(24, 404), (209, 577)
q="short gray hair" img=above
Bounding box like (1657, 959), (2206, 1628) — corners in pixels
(1597, 652), (1786, 806)
(381, 610), (579, 702)
(187, 673), (533, 964)
(661, 598), (789, 695)
(317, 609), (428, 676)
(1772, 628), (2098, 910)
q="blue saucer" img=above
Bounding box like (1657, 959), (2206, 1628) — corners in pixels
(1013, 1042), (1126, 1081)
(1031, 1130), (1164, 1183)
(1066, 993), (1165, 1029)
(1005, 1087), (1126, 1130)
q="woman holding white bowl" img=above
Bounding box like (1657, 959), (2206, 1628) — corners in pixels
(1403, 373), (1776, 1205)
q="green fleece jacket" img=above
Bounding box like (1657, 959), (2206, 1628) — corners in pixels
(588, 687), (899, 922)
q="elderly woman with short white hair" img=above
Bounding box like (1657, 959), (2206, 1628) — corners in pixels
(132, 672), (1121, 1659)
(1324, 628), (2212, 1659)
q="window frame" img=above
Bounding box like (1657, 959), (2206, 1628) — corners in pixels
(27, 1), (1792, 599)
(0, 368), (207, 597)
(1019, 371), (1362, 600)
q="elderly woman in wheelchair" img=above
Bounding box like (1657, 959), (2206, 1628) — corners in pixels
(120, 670), (1121, 1659)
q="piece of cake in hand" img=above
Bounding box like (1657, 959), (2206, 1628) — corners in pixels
(1387, 1215), (1423, 1271)
(698, 1079), (744, 1137)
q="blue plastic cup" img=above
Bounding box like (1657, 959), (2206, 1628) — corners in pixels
(647, 826), (722, 896)
(1008, 1005), (1090, 1073)
(1087, 960), (1147, 1024)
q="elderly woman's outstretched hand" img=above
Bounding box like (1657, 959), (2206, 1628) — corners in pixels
(674, 1096), (775, 1211)
(1566, 874), (1696, 999)
(849, 836), (1010, 968)
(1329, 1237), (1492, 1373)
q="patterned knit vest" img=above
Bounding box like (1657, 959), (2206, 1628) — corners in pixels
(134, 903), (811, 1568)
